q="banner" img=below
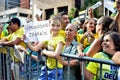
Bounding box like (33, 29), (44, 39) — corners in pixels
(104, 0), (115, 13)
(24, 20), (51, 42)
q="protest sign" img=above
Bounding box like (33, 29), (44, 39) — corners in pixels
(14, 45), (25, 63)
(24, 20), (51, 42)
(91, 1), (102, 9)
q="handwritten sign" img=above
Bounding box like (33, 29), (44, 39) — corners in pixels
(24, 20), (51, 42)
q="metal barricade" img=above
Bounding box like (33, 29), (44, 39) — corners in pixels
(60, 54), (120, 80)
(0, 46), (120, 80)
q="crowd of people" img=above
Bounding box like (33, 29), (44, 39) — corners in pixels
(0, 0), (120, 80)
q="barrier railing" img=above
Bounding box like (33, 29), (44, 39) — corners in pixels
(60, 54), (120, 80)
(0, 46), (119, 80)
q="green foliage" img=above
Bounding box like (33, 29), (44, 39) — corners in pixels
(81, 0), (102, 18)
(84, 0), (101, 7)
(68, 7), (77, 21)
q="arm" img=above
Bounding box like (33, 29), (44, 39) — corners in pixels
(114, 12), (120, 33)
(84, 69), (94, 80)
(0, 37), (21, 46)
(42, 42), (63, 58)
(86, 38), (101, 57)
(79, 61), (94, 80)
(88, 8), (94, 18)
(27, 42), (45, 52)
(17, 45), (39, 61)
(114, 1), (120, 33)
(77, 43), (84, 56)
(58, 57), (79, 66)
(112, 51), (120, 64)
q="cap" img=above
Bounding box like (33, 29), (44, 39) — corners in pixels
(7, 18), (21, 27)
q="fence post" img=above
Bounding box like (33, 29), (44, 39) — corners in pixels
(81, 61), (85, 80)
(67, 58), (70, 80)
(99, 63), (102, 80)
(0, 53), (2, 80)
(6, 47), (12, 80)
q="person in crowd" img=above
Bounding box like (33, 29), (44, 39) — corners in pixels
(24, 14), (42, 80)
(26, 15), (32, 23)
(78, 16), (119, 57)
(0, 17), (26, 80)
(58, 23), (81, 80)
(77, 18), (85, 34)
(77, 18), (97, 54)
(110, 0), (120, 79)
(35, 14), (42, 21)
(113, 0), (120, 33)
(0, 23), (10, 39)
(58, 12), (70, 30)
(84, 31), (119, 80)
(25, 15), (65, 80)
(0, 24), (3, 39)
(58, 12), (70, 38)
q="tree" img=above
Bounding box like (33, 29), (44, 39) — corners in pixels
(68, 7), (77, 21)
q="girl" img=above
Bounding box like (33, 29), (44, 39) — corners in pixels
(26, 15), (65, 80)
(77, 18), (97, 54)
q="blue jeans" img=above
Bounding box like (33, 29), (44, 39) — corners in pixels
(38, 66), (63, 80)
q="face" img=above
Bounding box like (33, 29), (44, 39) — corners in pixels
(9, 22), (16, 32)
(61, 15), (70, 29)
(115, 0), (120, 11)
(7, 27), (12, 34)
(77, 22), (83, 30)
(50, 20), (62, 35)
(65, 24), (76, 39)
(86, 19), (95, 32)
(101, 34), (115, 55)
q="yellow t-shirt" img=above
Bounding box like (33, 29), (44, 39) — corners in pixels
(7, 27), (26, 62)
(77, 33), (98, 48)
(47, 33), (65, 69)
(0, 31), (6, 39)
(59, 29), (65, 38)
(0, 34), (12, 54)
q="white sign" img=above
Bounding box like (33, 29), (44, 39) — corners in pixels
(104, 0), (116, 13)
(24, 20), (51, 42)
(14, 45), (25, 63)
(33, 4), (42, 21)
(91, 1), (102, 9)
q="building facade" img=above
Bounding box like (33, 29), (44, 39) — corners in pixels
(34, 0), (83, 19)
(0, 0), (30, 12)
(20, 0), (30, 9)
(0, 0), (5, 11)
(5, 0), (20, 10)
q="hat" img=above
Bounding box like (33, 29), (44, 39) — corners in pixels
(7, 18), (21, 27)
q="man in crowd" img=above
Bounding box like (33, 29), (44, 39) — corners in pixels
(0, 17), (26, 80)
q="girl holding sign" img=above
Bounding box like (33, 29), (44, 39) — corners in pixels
(24, 15), (65, 80)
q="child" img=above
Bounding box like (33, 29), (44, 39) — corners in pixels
(26, 15), (65, 80)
